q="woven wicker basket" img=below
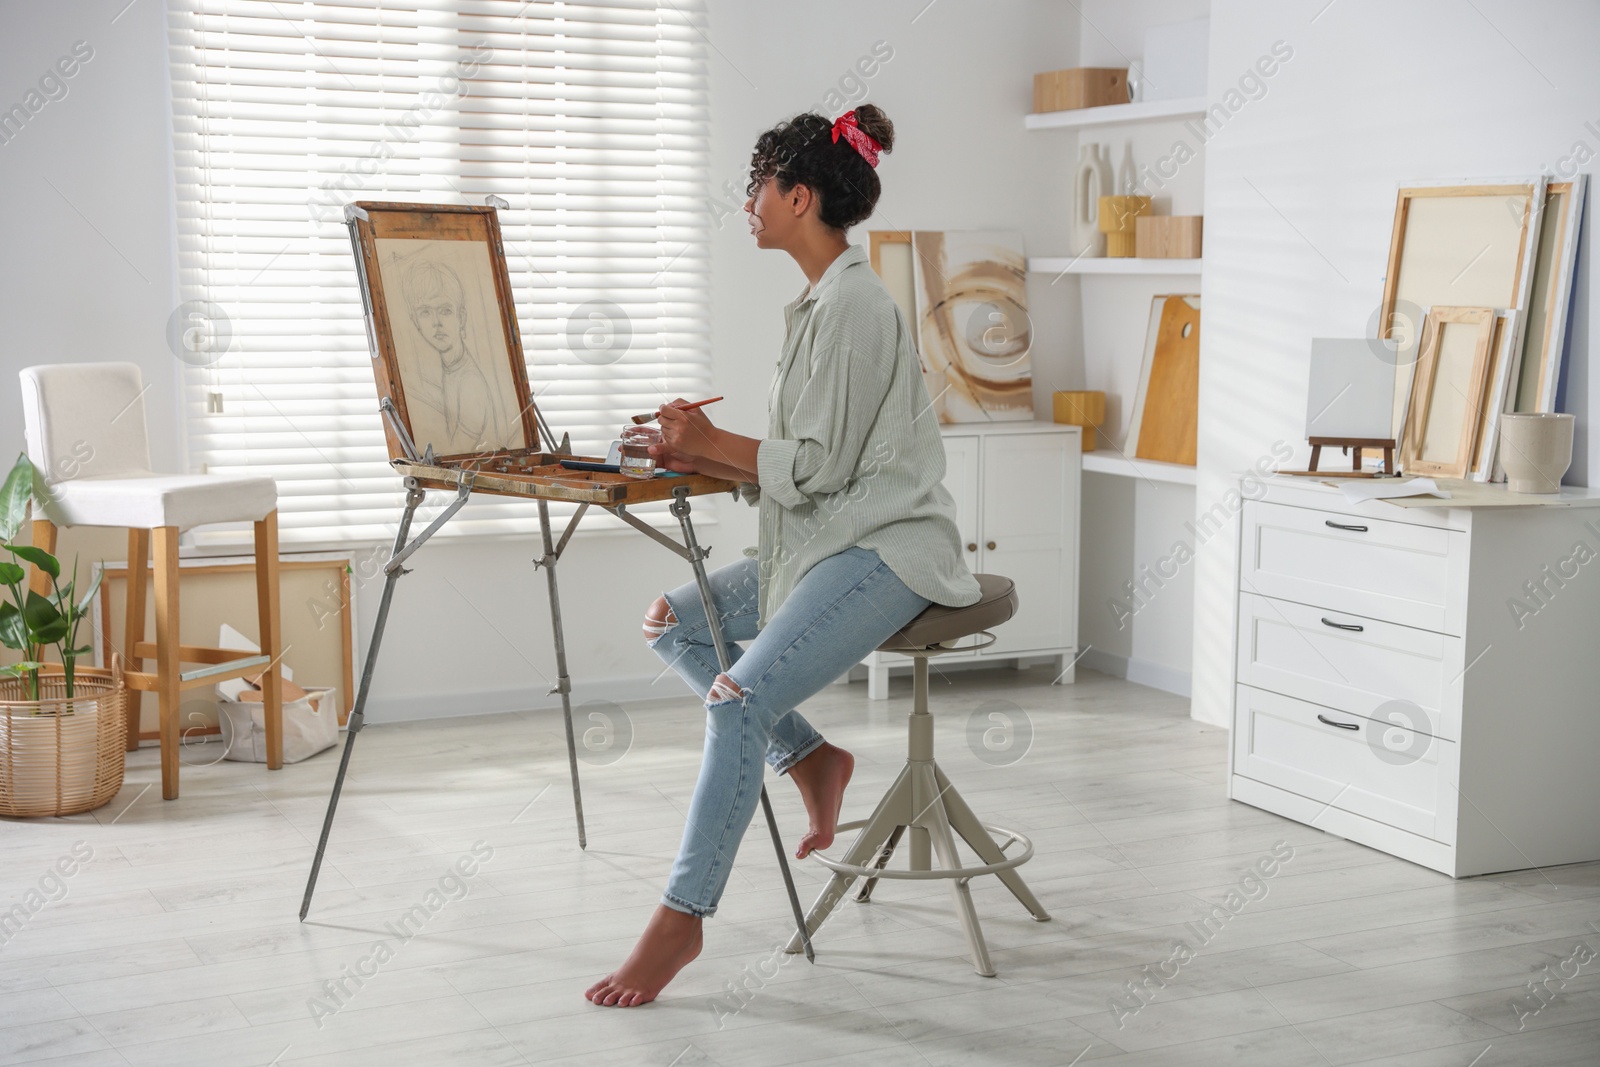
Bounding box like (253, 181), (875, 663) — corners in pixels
(0, 659), (126, 817)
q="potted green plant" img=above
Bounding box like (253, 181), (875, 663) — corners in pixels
(0, 453), (126, 816)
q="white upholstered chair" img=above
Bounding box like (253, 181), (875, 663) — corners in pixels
(19, 361), (283, 800)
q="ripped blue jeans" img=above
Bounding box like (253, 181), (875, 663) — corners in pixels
(649, 546), (930, 918)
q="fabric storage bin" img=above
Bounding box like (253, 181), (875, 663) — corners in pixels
(216, 686), (338, 764)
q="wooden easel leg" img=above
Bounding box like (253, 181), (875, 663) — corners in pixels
(1308, 444), (1322, 472)
(536, 499), (587, 851)
(153, 526), (182, 801)
(302, 489), (424, 920)
(254, 510), (283, 771)
(1351, 446), (1363, 472)
(125, 529), (150, 752)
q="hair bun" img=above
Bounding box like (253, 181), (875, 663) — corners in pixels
(852, 104), (894, 155)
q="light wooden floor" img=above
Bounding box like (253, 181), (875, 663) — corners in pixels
(2, 666), (1597, 1066)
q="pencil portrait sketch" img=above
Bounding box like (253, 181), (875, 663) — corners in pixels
(374, 237), (524, 456)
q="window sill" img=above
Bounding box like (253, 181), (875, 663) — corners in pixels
(185, 506), (722, 557)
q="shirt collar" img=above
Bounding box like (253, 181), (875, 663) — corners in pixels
(786, 244), (868, 313)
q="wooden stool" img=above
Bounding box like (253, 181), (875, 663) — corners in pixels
(786, 574), (1050, 975)
(20, 362), (283, 800)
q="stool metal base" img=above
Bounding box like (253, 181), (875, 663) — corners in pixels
(785, 652), (1049, 976)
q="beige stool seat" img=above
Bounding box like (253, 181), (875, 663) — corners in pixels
(787, 574), (1048, 976)
(19, 361), (284, 801)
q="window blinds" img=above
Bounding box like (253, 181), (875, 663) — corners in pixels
(168, 0), (713, 544)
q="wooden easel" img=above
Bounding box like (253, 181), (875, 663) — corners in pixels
(1278, 436), (1397, 478)
(298, 201), (815, 962)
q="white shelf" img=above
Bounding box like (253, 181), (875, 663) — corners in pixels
(1029, 256), (1202, 276)
(1081, 452), (1197, 486)
(1024, 96), (1207, 131)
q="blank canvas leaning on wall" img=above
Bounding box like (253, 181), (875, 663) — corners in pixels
(94, 554), (357, 739)
(1400, 306), (1496, 479)
(1513, 176), (1587, 416)
(1380, 178), (1546, 435)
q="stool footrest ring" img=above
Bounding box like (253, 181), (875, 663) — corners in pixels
(809, 819), (1035, 880)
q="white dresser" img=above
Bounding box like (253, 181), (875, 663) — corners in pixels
(863, 421), (1081, 699)
(1229, 476), (1600, 877)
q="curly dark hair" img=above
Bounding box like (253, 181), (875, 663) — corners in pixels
(745, 105), (896, 232)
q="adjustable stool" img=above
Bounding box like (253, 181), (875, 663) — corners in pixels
(786, 574), (1049, 976)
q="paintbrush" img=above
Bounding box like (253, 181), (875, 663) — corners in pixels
(629, 396), (724, 425)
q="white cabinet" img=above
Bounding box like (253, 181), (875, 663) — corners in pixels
(864, 422), (1081, 699)
(1228, 477), (1600, 877)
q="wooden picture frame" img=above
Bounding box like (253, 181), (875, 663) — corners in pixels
(868, 230), (916, 328)
(1379, 178), (1546, 433)
(1468, 309), (1519, 481)
(94, 553), (357, 738)
(1513, 176), (1587, 415)
(348, 202), (540, 463)
(1400, 306), (1496, 479)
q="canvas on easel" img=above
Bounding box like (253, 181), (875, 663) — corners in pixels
(345, 201), (726, 508)
(347, 202), (541, 464)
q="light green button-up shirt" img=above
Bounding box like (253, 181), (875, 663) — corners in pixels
(743, 244), (981, 628)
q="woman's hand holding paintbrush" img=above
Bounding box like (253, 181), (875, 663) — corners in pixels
(629, 396), (722, 425)
(651, 397), (760, 483)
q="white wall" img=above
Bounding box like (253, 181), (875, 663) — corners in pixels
(704, 0), (1083, 555)
(1193, 0), (1600, 726)
(0, 0), (1085, 721)
(1069, 0), (1211, 693)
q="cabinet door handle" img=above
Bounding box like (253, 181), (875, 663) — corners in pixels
(986, 540), (997, 550)
(1320, 616), (1364, 632)
(1324, 520), (1368, 532)
(1316, 713), (1360, 731)
(966, 542), (977, 552)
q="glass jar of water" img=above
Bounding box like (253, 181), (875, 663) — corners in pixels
(619, 424), (662, 479)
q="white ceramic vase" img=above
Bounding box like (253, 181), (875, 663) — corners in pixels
(1073, 144), (1111, 257)
(1498, 412), (1575, 493)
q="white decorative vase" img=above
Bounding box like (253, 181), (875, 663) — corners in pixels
(1073, 144), (1109, 257)
(1499, 413), (1574, 494)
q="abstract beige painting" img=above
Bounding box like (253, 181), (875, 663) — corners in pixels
(911, 230), (1033, 423)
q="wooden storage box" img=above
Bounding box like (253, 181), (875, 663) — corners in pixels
(1032, 68), (1128, 113)
(1051, 391), (1105, 452)
(1098, 195), (1152, 258)
(1135, 215), (1204, 259)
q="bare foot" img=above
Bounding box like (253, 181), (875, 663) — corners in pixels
(787, 742), (854, 858)
(584, 904), (703, 1007)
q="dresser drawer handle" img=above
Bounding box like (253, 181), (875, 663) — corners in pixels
(1316, 713), (1360, 731)
(1320, 616), (1365, 632)
(1324, 520), (1368, 532)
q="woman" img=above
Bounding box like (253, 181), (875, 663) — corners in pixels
(585, 104), (980, 1008)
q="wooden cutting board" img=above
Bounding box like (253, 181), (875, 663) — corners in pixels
(1134, 295), (1200, 465)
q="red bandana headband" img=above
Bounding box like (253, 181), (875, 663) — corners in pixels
(830, 109), (882, 168)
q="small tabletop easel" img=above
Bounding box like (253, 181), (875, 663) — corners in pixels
(297, 201), (814, 961)
(1278, 436), (1398, 478)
